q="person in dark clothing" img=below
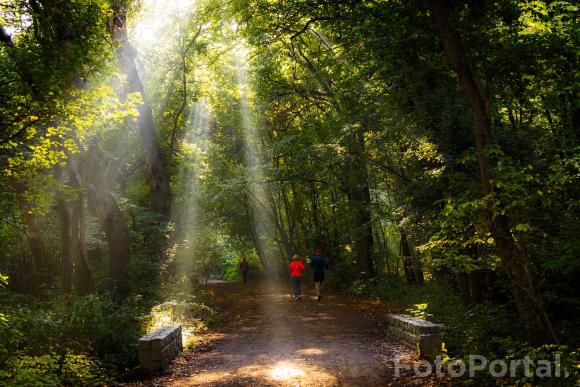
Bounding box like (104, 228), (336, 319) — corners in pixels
(239, 258), (249, 285)
(310, 247), (328, 302)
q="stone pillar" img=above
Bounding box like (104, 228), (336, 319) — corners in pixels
(138, 325), (183, 372)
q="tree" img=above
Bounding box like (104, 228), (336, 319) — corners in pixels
(109, 12), (172, 219)
(430, 0), (556, 345)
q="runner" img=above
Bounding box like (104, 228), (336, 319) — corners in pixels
(310, 247), (328, 302)
(289, 254), (305, 301)
(239, 258), (249, 285)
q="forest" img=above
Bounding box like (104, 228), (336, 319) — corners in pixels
(0, 0), (578, 385)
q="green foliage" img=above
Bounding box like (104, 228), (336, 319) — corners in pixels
(0, 292), (146, 382)
(445, 304), (526, 358)
(325, 260), (361, 292)
(1, 352), (110, 386)
(349, 277), (580, 385)
(349, 277), (515, 353)
(61, 295), (144, 370)
(405, 303), (432, 321)
(349, 277), (463, 326)
(146, 299), (216, 348)
(222, 243), (261, 281)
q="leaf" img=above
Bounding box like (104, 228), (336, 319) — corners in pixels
(515, 224), (531, 232)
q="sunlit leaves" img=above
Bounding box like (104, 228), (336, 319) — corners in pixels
(3, 85), (141, 178)
(417, 195), (499, 273)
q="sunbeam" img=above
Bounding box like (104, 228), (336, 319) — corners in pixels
(234, 41), (279, 274)
(170, 100), (211, 291)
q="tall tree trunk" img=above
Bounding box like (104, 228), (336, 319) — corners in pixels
(456, 272), (472, 309)
(11, 178), (49, 292)
(85, 146), (130, 296)
(281, 186), (299, 255)
(244, 194), (269, 272)
(55, 168), (73, 295)
(400, 231), (417, 285)
(292, 185), (311, 256)
(66, 158), (94, 295)
(430, 0), (556, 345)
(471, 270), (486, 304)
(266, 185), (291, 259)
(310, 181), (320, 242)
(377, 218), (390, 275)
(469, 246), (486, 304)
(109, 14), (171, 219)
(344, 127), (375, 277)
(406, 234), (425, 285)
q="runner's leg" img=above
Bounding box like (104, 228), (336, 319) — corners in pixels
(297, 277), (302, 299)
(292, 278), (299, 299)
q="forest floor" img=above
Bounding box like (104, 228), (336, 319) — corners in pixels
(127, 280), (453, 386)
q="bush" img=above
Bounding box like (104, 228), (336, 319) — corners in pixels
(348, 277), (580, 385)
(460, 345), (580, 386)
(145, 299), (216, 348)
(60, 295), (144, 370)
(2, 352), (110, 386)
(326, 260), (363, 292)
(0, 291), (146, 383)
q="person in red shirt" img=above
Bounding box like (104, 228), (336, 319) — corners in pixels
(289, 254), (305, 301)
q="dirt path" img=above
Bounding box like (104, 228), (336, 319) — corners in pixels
(136, 281), (441, 386)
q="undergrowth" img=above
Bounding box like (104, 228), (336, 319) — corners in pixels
(347, 276), (580, 386)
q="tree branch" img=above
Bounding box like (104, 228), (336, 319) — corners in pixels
(290, 17), (332, 40)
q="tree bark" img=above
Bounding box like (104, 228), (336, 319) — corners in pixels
(377, 218), (391, 275)
(11, 178), (49, 292)
(265, 185), (291, 259)
(281, 186), (299, 255)
(471, 270), (486, 304)
(430, 0), (556, 345)
(400, 231), (417, 285)
(456, 272), (472, 309)
(66, 158), (94, 295)
(245, 193), (270, 272)
(406, 235), (424, 285)
(344, 127), (375, 277)
(85, 146), (130, 296)
(54, 167), (73, 295)
(109, 14), (171, 219)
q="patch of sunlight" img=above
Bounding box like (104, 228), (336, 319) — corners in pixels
(146, 300), (215, 347)
(300, 315), (335, 322)
(405, 303), (432, 320)
(270, 362), (305, 380)
(132, 0), (197, 44)
(295, 348), (326, 356)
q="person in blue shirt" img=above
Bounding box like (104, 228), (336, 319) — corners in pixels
(310, 247), (328, 303)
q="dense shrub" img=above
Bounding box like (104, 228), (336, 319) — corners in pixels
(348, 277), (580, 385)
(146, 299), (216, 348)
(1, 352), (110, 386)
(0, 289), (146, 385)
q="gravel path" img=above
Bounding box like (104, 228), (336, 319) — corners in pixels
(131, 280), (448, 386)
